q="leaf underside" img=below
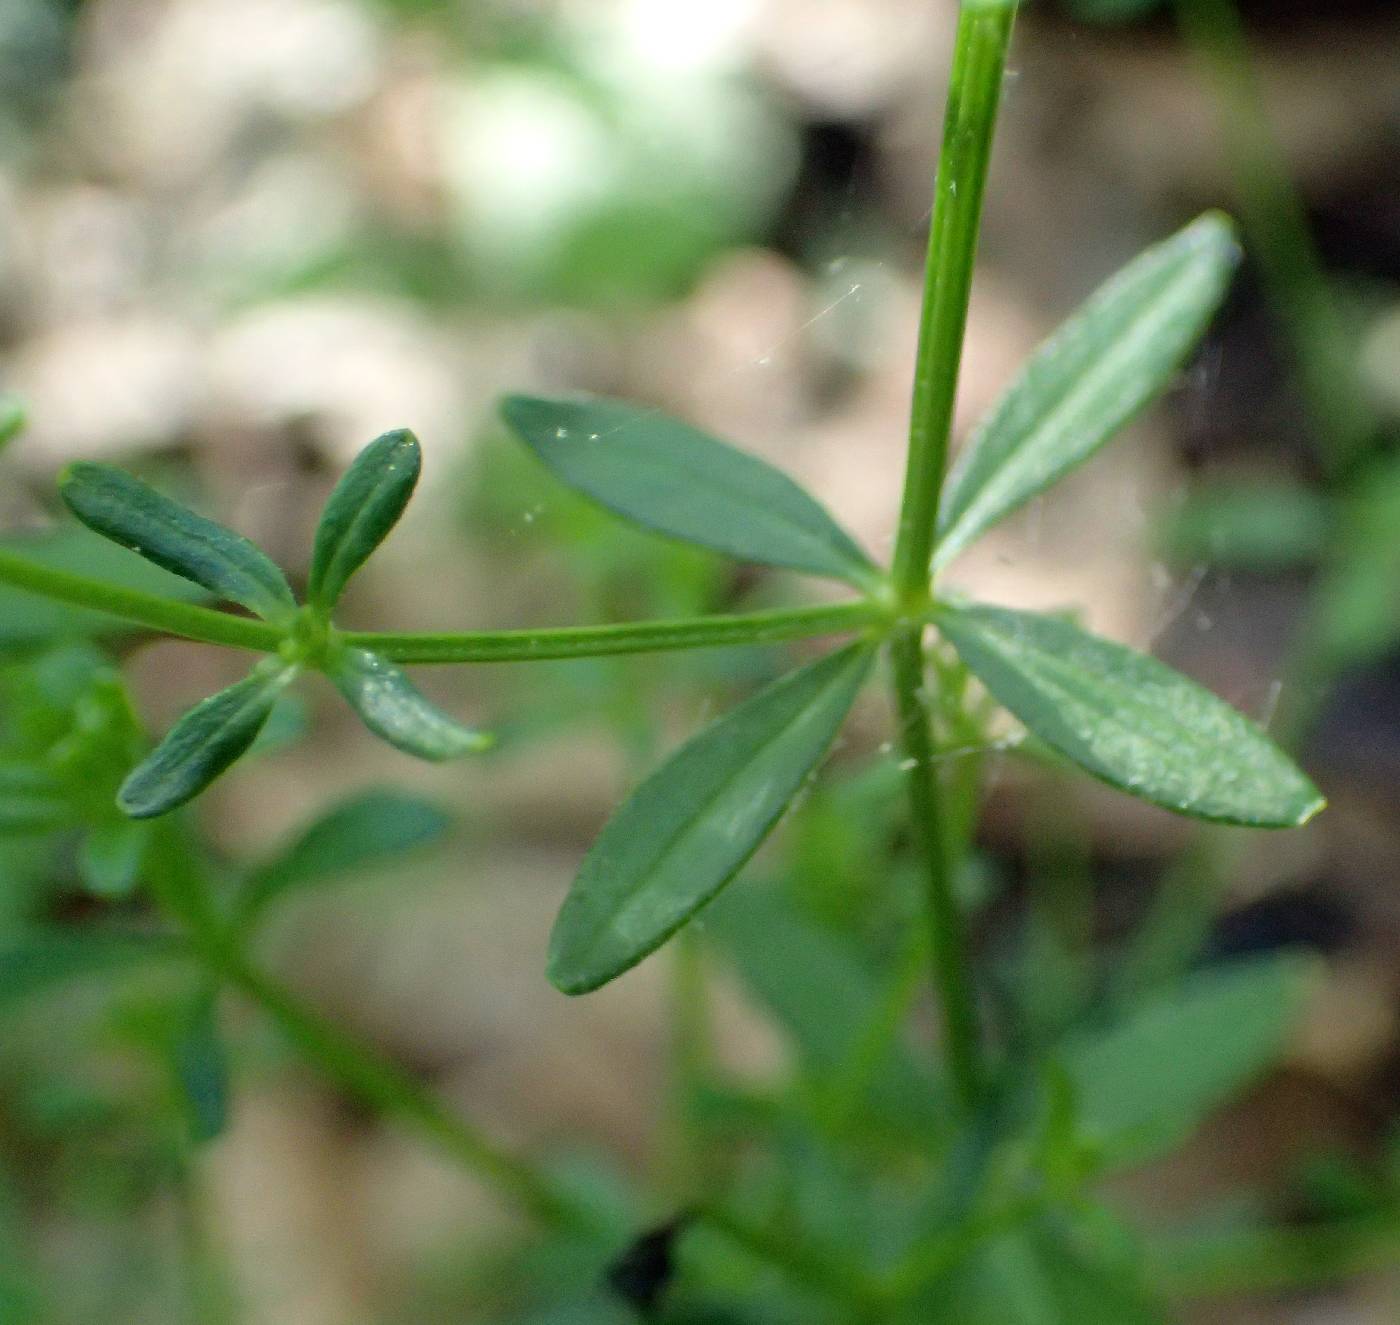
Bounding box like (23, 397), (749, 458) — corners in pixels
(935, 213), (1240, 570)
(501, 394), (878, 587)
(330, 648), (491, 760)
(308, 429), (421, 613)
(935, 602), (1323, 828)
(548, 642), (874, 995)
(61, 463), (296, 622)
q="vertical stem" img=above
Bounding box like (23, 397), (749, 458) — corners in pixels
(887, 0), (1017, 1110)
(1175, 0), (1375, 473)
(891, 626), (981, 1108)
(891, 0), (1019, 599)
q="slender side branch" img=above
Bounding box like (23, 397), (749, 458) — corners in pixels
(891, 0), (1018, 599)
(890, 626), (981, 1108)
(221, 958), (589, 1230)
(348, 600), (884, 664)
(0, 549), (283, 652)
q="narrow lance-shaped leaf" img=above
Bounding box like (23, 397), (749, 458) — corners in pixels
(1063, 952), (1315, 1167)
(330, 648), (492, 760)
(501, 395), (879, 588)
(242, 788), (450, 918)
(933, 213), (1240, 570)
(0, 931), (182, 1008)
(60, 463), (297, 622)
(935, 602), (1323, 828)
(307, 429), (421, 613)
(118, 662), (298, 819)
(172, 991), (229, 1145)
(548, 643), (874, 995)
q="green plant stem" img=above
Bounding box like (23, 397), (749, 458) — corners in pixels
(0, 545), (890, 663)
(890, 626), (981, 1108)
(144, 823), (590, 1232)
(0, 549), (282, 651)
(1175, 0), (1375, 472)
(695, 1203), (885, 1313)
(891, 0), (1018, 599)
(219, 956), (587, 1230)
(348, 600), (884, 664)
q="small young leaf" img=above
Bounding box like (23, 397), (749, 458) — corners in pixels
(78, 820), (149, 899)
(330, 648), (491, 759)
(934, 214), (1240, 570)
(172, 991), (229, 1144)
(548, 643), (873, 995)
(242, 788), (450, 917)
(307, 429), (421, 613)
(60, 463), (296, 622)
(118, 663), (297, 819)
(501, 395), (878, 587)
(935, 602), (1323, 827)
(1063, 953), (1314, 1166)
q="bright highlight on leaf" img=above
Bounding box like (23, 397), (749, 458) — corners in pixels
(308, 429), (421, 613)
(548, 643), (874, 995)
(330, 647), (492, 760)
(935, 602), (1323, 827)
(60, 463), (297, 623)
(118, 663), (298, 819)
(934, 213), (1240, 571)
(501, 395), (879, 587)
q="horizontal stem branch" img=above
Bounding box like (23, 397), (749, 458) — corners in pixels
(0, 549), (283, 652)
(346, 601), (884, 664)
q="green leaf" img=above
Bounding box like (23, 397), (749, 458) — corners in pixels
(0, 396), (25, 451)
(78, 820), (149, 899)
(172, 991), (229, 1144)
(0, 764), (71, 834)
(707, 883), (943, 1130)
(1158, 479), (1330, 572)
(118, 663), (298, 819)
(59, 462), (296, 623)
(1063, 953), (1315, 1166)
(0, 931), (179, 1008)
(935, 602), (1323, 827)
(330, 648), (492, 759)
(500, 395), (878, 587)
(242, 788), (450, 917)
(934, 214), (1240, 570)
(548, 643), (873, 994)
(307, 428), (421, 613)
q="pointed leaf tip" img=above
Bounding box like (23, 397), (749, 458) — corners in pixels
(308, 429), (422, 613)
(936, 602), (1323, 828)
(60, 462), (296, 622)
(934, 212), (1241, 570)
(330, 647), (492, 760)
(118, 663), (297, 819)
(500, 394), (878, 587)
(547, 643), (873, 995)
